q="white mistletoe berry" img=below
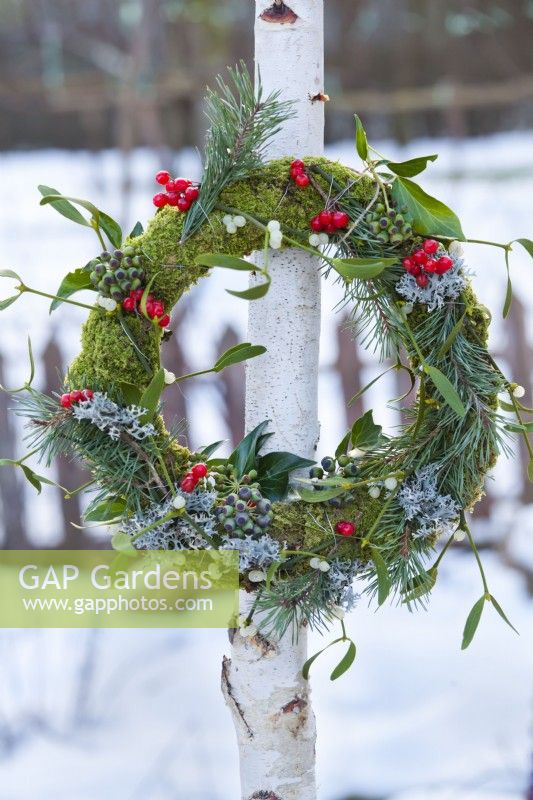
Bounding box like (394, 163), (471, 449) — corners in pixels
(309, 233), (321, 247)
(454, 528), (466, 542)
(318, 560), (330, 572)
(512, 385), (526, 398)
(240, 623), (258, 638)
(248, 569), (267, 583)
(348, 447), (365, 459)
(222, 214), (233, 225)
(368, 486), (381, 499)
(449, 241), (464, 258)
(309, 557), (321, 570)
(318, 232), (329, 245)
(330, 605), (345, 620)
(384, 476), (398, 491)
(164, 369), (176, 385)
(172, 495), (186, 510)
(267, 219), (281, 233)
(226, 222), (237, 234)
(233, 215), (246, 228)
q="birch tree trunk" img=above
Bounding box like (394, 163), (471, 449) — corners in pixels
(222, 3), (324, 798)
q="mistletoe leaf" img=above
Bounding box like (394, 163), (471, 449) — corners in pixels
(425, 365), (466, 418)
(513, 238), (533, 258)
(354, 114), (368, 161)
(386, 154), (438, 178)
(214, 343), (266, 371)
(139, 368), (165, 422)
(332, 257), (396, 282)
(296, 485), (347, 503)
(227, 275), (271, 300)
(0, 295), (20, 311)
(369, 547), (391, 606)
(330, 639), (357, 681)
(302, 636), (344, 680)
(401, 568), (438, 603)
(461, 595), (485, 650)
(489, 595), (519, 635)
(194, 253), (255, 271)
(391, 177), (464, 240)
(437, 312), (466, 359)
(86, 498), (127, 523)
(38, 185), (90, 227)
(99, 211), (123, 249)
(50, 267), (95, 313)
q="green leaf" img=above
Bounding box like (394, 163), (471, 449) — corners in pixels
(214, 343), (267, 371)
(401, 568), (438, 603)
(257, 451), (315, 501)
(369, 547), (391, 606)
(513, 238), (533, 258)
(354, 114), (368, 161)
(528, 459), (533, 483)
(194, 253), (255, 271)
(229, 421), (271, 479)
(504, 422), (533, 434)
(437, 312), (466, 359)
(227, 275), (271, 300)
(332, 257), (396, 282)
(425, 365), (466, 418)
(265, 559), (283, 591)
(503, 250), (513, 318)
(302, 636), (344, 680)
(351, 410), (382, 450)
(20, 465), (43, 494)
(461, 595), (485, 650)
(50, 267), (95, 313)
(118, 381), (142, 406)
(111, 532), (136, 553)
(489, 595), (519, 635)
(297, 485), (347, 504)
(139, 368), (165, 422)
(99, 211), (123, 249)
(38, 185), (90, 227)
(391, 176), (465, 240)
(86, 498), (127, 523)
(335, 430), (352, 459)
(0, 269), (23, 282)
(330, 639), (357, 681)
(0, 295), (20, 311)
(198, 440), (226, 458)
(39, 192), (101, 222)
(386, 154), (438, 178)
(129, 221), (144, 238)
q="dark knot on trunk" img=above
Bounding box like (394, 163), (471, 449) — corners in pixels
(259, 1), (298, 24)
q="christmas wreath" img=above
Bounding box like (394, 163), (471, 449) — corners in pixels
(3, 64), (532, 673)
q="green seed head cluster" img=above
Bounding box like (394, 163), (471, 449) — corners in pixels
(89, 246), (147, 302)
(308, 455), (362, 508)
(215, 482), (274, 537)
(366, 201), (413, 245)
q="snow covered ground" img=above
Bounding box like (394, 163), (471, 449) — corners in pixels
(0, 134), (532, 799)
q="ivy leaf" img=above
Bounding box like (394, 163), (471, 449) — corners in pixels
(354, 114), (368, 161)
(256, 451), (315, 501)
(99, 212), (123, 249)
(424, 365), (466, 418)
(86, 498), (127, 523)
(214, 343), (266, 371)
(489, 595), (519, 635)
(296, 485), (347, 503)
(139, 368), (166, 423)
(351, 410), (382, 450)
(50, 267), (95, 313)
(194, 253), (255, 271)
(38, 185), (90, 227)
(369, 547), (391, 606)
(111, 532), (136, 553)
(332, 257), (396, 282)
(461, 595), (485, 650)
(391, 177), (465, 240)
(330, 639), (357, 681)
(227, 276), (271, 300)
(129, 221), (144, 238)
(386, 154), (438, 178)
(335, 430), (352, 459)
(229, 420), (271, 479)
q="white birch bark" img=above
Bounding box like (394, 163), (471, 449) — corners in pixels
(222, 3), (324, 798)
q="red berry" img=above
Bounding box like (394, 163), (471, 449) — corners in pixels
(423, 239), (439, 255)
(410, 264), (422, 277)
(165, 180), (177, 192)
(155, 170), (171, 186)
(122, 297), (136, 312)
(166, 192), (180, 207)
(192, 463), (208, 479)
(310, 215), (323, 232)
(402, 257), (414, 271)
(291, 159), (305, 172)
(335, 521), (356, 537)
(152, 301), (165, 318)
(174, 178), (189, 193)
(436, 255), (453, 274)
(319, 210), (333, 227)
(424, 259), (438, 274)
(158, 314), (171, 328)
(177, 196), (191, 213)
(412, 249), (428, 266)
(295, 173), (310, 188)
(135, 289), (144, 302)
(70, 390), (83, 403)
(416, 274), (429, 288)
(60, 393), (72, 409)
(84, 389), (94, 400)
(185, 186), (200, 202)
(153, 193), (168, 208)
(325, 223), (337, 235)
(180, 474), (197, 493)
(332, 211), (349, 229)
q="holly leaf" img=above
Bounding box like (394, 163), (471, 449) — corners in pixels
(461, 595), (485, 650)
(351, 410), (382, 450)
(354, 114), (368, 161)
(50, 267), (95, 313)
(425, 365), (466, 418)
(391, 177), (464, 240)
(214, 343), (266, 371)
(332, 257), (396, 282)
(386, 154), (438, 178)
(38, 185), (90, 227)
(256, 451), (315, 501)
(229, 421), (271, 479)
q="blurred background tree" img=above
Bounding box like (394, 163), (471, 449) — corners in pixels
(2, 0), (533, 151)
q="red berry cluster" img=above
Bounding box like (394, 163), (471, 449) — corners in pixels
(153, 171), (200, 212)
(402, 239), (454, 288)
(290, 159), (310, 188)
(60, 389), (94, 409)
(310, 209), (350, 235)
(122, 288), (170, 328)
(335, 520), (356, 537)
(180, 463), (209, 493)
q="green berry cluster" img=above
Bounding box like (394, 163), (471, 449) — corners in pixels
(308, 455), (361, 508)
(366, 201), (413, 245)
(89, 246), (147, 302)
(215, 482), (273, 536)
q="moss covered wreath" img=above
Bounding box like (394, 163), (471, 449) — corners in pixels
(3, 65), (532, 666)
